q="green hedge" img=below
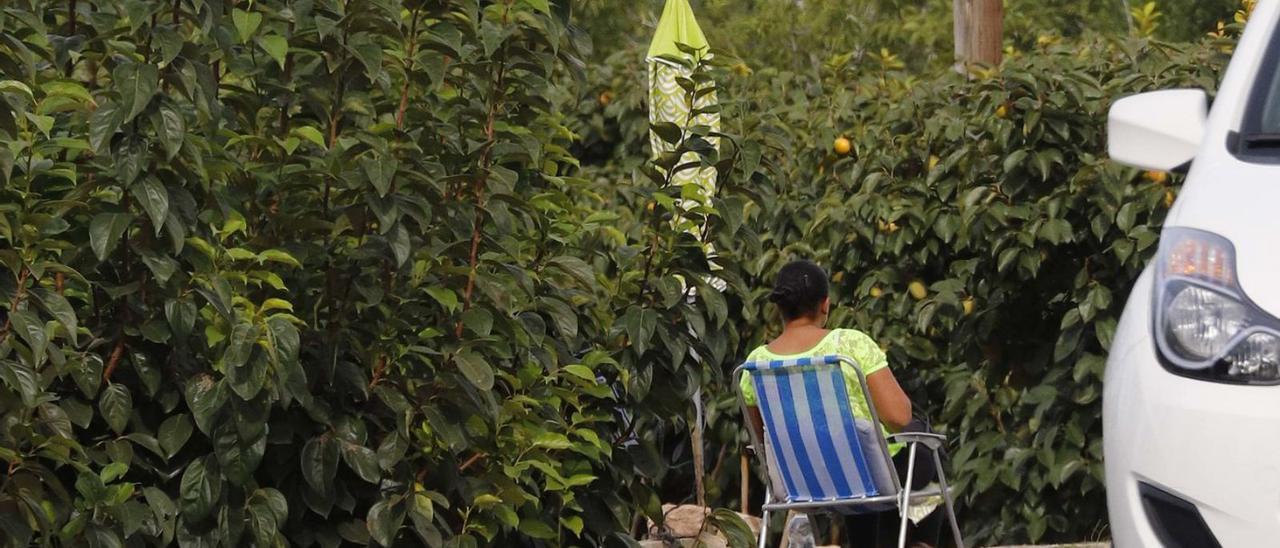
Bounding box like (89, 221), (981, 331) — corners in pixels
(0, 1), (764, 546)
(0, 0), (1246, 546)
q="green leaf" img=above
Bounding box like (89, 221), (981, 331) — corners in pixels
(361, 156), (397, 197)
(113, 62), (159, 124)
(453, 349), (494, 390)
(341, 442), (381, 484)
(518, 518), (556, 540)
(71, 354), (103, 399)
(213, 420), (266, 486)
(0, 96), (14, 139)
(184, 375), (227, 435)
(650, 122), (683, 146)
(248, 488), (288, 546)
(265, 316), (300, 364)
(85, 525), (123, 548)
(389, 223), (410, 266)
(257, 249), (301, 268)
(232, 9), (263, 43)
(125, 432), (164, 459)
(165, 298), (197, 339)
(87, 102), (120, 153)
(101, 462), (129, 483)
(257, 35), (289, 69)
(153, 25), (184, 65)
(521, 0), (551, 13)
(9, 309), (48, 366)
(179, 456), (220, 522)
(99, 384), (132, 435)
(151, 104), (185, 160)
(1116, 202), (1138, 232)
(547, 256), (596, 289)
(542, 298), (577, 339)
(532, 432), (572, 450)
(291, 126), (326, 149)
(621, 306), (657, 355)
(90, 213), (131, 262)
(131, 177), (170, 236)
(301, 436), (339, 494)
(427, 287), (459, 313)
(158, 415), (193, 459)
(143, 486), (176, 518)
(30, 288), (78, 345)
(367, 498), (406, 547)
(0, 360), (40, 407)
(224, 322), (257, 370)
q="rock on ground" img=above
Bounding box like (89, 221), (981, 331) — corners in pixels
(644, 504), (763, 546)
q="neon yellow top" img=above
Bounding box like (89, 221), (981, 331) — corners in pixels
(739, 328), (902, 455)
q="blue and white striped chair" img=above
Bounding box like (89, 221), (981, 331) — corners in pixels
(734, 355), (964, 548)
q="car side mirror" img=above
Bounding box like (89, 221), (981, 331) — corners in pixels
(1108, 89), (1208, 172)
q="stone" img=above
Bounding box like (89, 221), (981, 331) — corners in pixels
(645, 504), (763, 543)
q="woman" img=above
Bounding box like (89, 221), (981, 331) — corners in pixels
(740, 259), (941, 548)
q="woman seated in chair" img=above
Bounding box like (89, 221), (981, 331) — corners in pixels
(741, 259), (942, 548)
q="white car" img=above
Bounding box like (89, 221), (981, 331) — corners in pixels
(1104, 1), (1280, 546)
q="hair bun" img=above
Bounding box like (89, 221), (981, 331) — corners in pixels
(767, 286), (793, 303)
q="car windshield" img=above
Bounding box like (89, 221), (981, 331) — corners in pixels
(1260, 73), (1280, 133)
(1239, 32), (1280, 157)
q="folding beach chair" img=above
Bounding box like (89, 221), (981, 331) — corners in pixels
(734, 355), (964, 548)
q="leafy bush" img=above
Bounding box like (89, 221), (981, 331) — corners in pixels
(0, 1), (760, 546)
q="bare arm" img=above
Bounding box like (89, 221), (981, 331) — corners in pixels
(866, 368), (912, 432)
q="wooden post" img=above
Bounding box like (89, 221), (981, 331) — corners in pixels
(952, 0), (971, 71)
(954, 0), (1003, 70)
(971, 0), (1003, 66)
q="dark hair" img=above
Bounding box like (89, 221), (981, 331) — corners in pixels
(768, 260), (829, 320)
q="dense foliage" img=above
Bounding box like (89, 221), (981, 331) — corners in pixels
(0, 1), (761, 546)
(0, 0), (1253, 546)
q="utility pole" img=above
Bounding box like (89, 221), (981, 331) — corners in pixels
(953, 0), (1003, 70)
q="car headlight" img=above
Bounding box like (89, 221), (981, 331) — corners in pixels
(1154, 228), (1280, 383)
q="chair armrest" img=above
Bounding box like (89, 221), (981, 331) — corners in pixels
(886, 432), (947, 451)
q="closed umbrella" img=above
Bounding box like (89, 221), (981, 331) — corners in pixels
(647, 0), (719, 202)
(646, 0), (720, 510)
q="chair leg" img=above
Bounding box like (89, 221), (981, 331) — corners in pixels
(898, 443), (918, 548)
(758, 485), (771, 548)
(931, 450), (964, 548)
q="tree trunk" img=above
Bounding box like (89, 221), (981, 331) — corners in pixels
(954, 0), (1003, 70)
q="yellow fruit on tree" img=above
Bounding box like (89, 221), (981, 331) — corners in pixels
(995, 104), (1008, 118)
(598, 90), (614, 107)
(833, 137), (852, 155)
(645, 201), (656, 213)
(908, 280), (927, 300)
(1164, 190), (1176, 208)
(962, 297), (976, 316)
(869, 286), (883, 298)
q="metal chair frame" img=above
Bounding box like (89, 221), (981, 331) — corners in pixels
(734, 355), (965, 548)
